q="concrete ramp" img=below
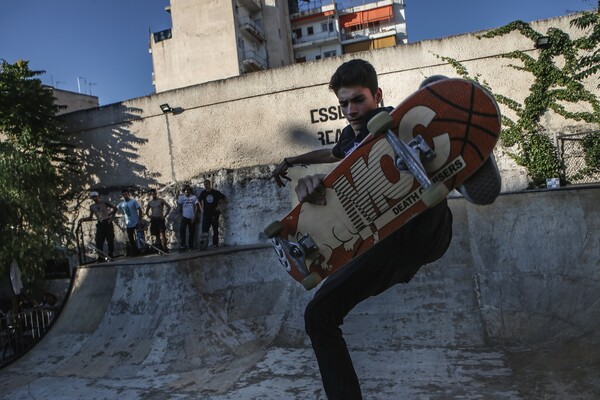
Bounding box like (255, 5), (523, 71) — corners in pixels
(1, 188), (599, 399)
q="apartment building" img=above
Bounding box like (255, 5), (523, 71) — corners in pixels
(150, 0), (294, 93)
(290, 0), (407, 62)
(150, 0), (406, 92)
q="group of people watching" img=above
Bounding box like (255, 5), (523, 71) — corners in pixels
(80, 179), (225, 261)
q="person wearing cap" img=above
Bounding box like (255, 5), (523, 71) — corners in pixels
(80, 191), (117, 261)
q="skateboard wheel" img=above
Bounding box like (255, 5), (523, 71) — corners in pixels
(367, 111), (393, 137)
(301, 272), (323, 290)
(422, 182), (449, 207)
(264, 221), (284, 238)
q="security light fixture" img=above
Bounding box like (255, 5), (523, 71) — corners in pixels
(160, 103), (172, 113)
(535, 36), (551, 49)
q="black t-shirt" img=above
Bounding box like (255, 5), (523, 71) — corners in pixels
(332, 106), (394, 159)
(199, 189), (225, 214)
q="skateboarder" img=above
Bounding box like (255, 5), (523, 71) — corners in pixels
(270, 59), (498, 399)
(80, 191), (117, 261)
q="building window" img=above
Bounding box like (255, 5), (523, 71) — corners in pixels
(153, 28), (172, 43)
(316, 55), (322, 60)
(293, 28), (302, 39)
(323, 50), (337, 58)
(307, 26), (314, 35)
(322, 22), (334, 32)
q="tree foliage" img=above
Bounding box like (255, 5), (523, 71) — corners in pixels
(439, 3), (600, 186)
(0, 60), (76, 283)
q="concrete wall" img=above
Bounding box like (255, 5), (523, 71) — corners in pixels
(64, 13), (599, 250)
(64, 13), (598, 191)
(51, 87), (99, 115)
(5, 188), (600, 399)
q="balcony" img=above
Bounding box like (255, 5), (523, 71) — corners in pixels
(242, 50), (267, 72)
(292, 31), (339, 48)
(240, 19), (265, 42)
(238, 0), (261, 13)
(340, 23), (397, 43)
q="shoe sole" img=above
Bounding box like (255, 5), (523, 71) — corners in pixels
(458, 155), (501, 205)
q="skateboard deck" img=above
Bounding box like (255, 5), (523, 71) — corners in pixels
(265, 78), (501, 290)
(88, 244), (113, 262)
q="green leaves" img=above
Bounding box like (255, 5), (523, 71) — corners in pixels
(0, 60), (75, 284)
(443, 6), (600, 186)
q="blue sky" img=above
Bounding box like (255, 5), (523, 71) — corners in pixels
(1, 0), (596, 106)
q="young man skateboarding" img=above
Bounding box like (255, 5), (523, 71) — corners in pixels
(271, 59), (499, 399)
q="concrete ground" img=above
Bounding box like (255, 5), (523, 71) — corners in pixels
(0, 187), (598, 399)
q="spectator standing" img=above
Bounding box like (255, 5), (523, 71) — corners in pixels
(177, 185), (202, 250)
(198, 179), (226, 248)
(80, 191), (117, 261)
(116, 189), (144, 256)
(145, 189), (172, 252)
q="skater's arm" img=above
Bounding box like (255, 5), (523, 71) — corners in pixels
(163, 199), (171, 218)
(272, 148), (340, 187)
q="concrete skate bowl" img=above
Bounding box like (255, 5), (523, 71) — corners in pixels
(0, 187), (598, 399)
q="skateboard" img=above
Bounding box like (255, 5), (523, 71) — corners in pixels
(87, 244), (113, 262)
(265, 78), (501, 290)
(136, 223), (167, 255)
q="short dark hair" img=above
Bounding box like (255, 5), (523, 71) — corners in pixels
(329, 59), (378, 96)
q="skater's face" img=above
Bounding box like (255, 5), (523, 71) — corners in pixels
(204, 180), (212, 191)
(121, 191), (131, 200)
(336, 85), (381, 135)
(91, 196), (99, 203)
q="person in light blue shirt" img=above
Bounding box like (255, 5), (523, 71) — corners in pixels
(117, 189), (143, 256)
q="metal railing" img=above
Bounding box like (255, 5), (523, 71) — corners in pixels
(0, 307), (56, 367)
(340, 23), (397, 41)
(559, 131), (600, 184)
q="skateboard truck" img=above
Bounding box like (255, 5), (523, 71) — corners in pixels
(264, 222), (323, 290)
(367, 111), (449, 207)
(394, 135), (435, 172)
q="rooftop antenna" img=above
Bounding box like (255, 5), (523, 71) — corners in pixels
(77, 76), (87, 93)
(88, 82), (97, 95)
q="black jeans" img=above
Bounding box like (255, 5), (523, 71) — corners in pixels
(201, 212), (220, 246)
(95, 219), (114, 257)
(180, 217), (196, 248)
(304, 202), (453, 399)
(125, 227), (139, 255)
